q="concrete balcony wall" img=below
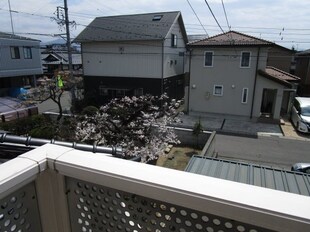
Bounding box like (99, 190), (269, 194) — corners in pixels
(0, 144), (310, 232)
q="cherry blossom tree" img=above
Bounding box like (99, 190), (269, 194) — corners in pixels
(75, 94), (181, 162)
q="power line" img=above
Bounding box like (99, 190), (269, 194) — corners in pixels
(185, 0), (208, 37)
(204, 0), (225, 34)
(221, 0), (230, 31)
(1, 7), (309, 48)
(1, 7), (310, 35)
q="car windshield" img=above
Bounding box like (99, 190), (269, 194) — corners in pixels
(301, 106), (310, 116)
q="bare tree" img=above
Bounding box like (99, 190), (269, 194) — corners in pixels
(20, 71), (82, 121)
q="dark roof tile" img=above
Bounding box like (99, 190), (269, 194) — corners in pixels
(74, 11), (187, 43)
(258, 66), (300, 87)
(188, 31), (274, 47)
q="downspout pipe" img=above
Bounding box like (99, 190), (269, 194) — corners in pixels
(161, 39), (165, 95)
(250, 47), (261, 119)
(187, 49), (192, 114)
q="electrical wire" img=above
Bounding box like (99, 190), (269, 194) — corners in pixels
(185, 0), (208, 36)
(221, 0), (230, 31)
(1, 7), (309, 48)
(204, 0), (225, 34)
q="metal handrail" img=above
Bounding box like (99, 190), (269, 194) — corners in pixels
(0, 133), (123, 157)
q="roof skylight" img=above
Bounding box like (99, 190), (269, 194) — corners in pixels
(152, 15), (163, 21)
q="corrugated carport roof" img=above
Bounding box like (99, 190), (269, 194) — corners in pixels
(185, 156), (310, 197)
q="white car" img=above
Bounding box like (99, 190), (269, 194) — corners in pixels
(291, 163), (310, 174)
(291, 97), (310, 133)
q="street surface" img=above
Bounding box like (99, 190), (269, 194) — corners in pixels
(215, 134), (310, 170)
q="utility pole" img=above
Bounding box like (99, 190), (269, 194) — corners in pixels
(64, 0), (73, 82)
(55, 0), (76, 102)
(8, 0), (14, 34)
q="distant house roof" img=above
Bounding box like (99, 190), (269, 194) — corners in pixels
(296, 49), (310, 56)
(258, 66), (300, 87)
(188, 30), (274, 47)
(185, 156), (310, 197)
(74, 11), (188, 43)
(41, 52), (82, 65)
(0, 32), (40, 41)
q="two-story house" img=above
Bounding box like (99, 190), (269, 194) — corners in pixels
(295, 49), (310, 96)
(186, 31), (299, 122)
(74, 11), (188, 104)
(0, 32), (42, 97)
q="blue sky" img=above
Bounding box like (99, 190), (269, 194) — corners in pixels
(0, 0), (309, 50)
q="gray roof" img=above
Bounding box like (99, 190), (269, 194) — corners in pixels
(297, 49), (310, 55)
(41, 52), (82, 65)
(0, 32), (40, 41)
(74, 11), (188, 43)
(185, 156), (310, 197)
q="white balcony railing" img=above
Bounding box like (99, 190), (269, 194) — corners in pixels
(1, 144), (310, 232)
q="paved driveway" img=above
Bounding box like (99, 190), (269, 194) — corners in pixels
(280, 117), (310, 141)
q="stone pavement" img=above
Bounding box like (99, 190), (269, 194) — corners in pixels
(173, 113), (283, 138)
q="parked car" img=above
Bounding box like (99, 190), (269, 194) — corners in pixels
(291, 163), (310, 174)
(291, 97), (310, 133)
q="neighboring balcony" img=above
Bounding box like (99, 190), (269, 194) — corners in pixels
(0, 144), (310, 232)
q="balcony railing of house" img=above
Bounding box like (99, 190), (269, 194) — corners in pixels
(0, 144), (310, 232)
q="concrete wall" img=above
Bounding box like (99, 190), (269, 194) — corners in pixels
(0, 38), (42, 78)
(188, 47), (268, 117)
(173, 127), (212, 148)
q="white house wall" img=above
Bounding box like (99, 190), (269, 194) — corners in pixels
(82, 41), (162, 78)
(189, 47), (268, 117)
(163, 20), (186, 78)
(0, 38), (42, 78)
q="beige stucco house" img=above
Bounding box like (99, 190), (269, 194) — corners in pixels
(186, 31), (299, 122)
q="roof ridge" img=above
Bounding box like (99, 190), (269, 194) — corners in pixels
(189, 30), (274, 46)
(95, 11), (180, 19)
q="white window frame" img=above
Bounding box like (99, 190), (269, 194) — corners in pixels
(204, 51), (214, 67)
(171, 34), (177, 47)
(240, 51), (251, 68)
(10, 46), (20, 59)
(241, 88), (249, 104)
(213, 85), (223, 96)
(23, 47), (32, 59)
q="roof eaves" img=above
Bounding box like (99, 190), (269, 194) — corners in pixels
(266, 66), (300, 81)
(258, 69), (292, 88)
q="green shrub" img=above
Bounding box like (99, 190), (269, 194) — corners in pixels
(81, 106), (99, 116)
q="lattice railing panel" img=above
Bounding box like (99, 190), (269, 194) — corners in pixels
(66, 177), (272, 232)
(0, 182), (41, 232)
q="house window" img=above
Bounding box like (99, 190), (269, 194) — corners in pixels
(240, 51), (251, 67)
(171, 34), (177, 47)
(116, 89), (126, 97)
(241, 88), (248, 103)
(213, 85), (223, 96)
(99, 86), (109, 96)
(134, 88), (143, 96)
(10, 46), (20, 59)
(204, 51), (213, 67)
(23, 47), (32, 59)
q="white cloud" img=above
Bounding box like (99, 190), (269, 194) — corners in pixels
(0, 0), (309, 49)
